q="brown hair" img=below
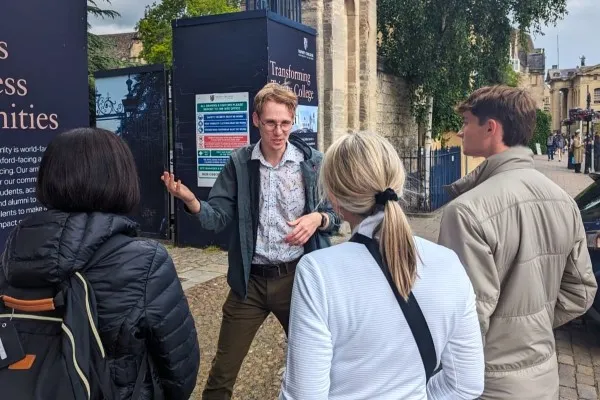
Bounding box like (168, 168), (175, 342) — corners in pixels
(457, 85), (537, 146)
(320, 132), (418, 300)
(253, 82), (298, 116)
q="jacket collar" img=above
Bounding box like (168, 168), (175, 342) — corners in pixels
(446, 146), (535, 199)
(237, 134), (316, 165)
(250, 139), (305, 167)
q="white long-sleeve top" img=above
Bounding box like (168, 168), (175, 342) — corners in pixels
(280, 212), (484, 400)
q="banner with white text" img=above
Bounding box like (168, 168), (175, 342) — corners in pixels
(0, 1), (88, 247)
(267, 20), (318, 148)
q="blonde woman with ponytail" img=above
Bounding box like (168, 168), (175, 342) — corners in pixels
(279, 132), (484, 400)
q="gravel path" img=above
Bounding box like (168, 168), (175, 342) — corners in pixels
(185, 276), (287, 400)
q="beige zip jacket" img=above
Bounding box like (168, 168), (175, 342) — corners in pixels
(438, 146), (597, 399)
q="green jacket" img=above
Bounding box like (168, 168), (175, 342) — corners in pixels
(190, 135), (341, 299)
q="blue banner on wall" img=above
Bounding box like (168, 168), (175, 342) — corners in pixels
(0, 2), (88, 248)
(267, 20), (318, 148)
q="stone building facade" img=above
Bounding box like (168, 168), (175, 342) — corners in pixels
(99, 32), (145, 64)
(300, 0), (418, 151)
(509, 30), (547, 110)
(547, 62), (600, 133)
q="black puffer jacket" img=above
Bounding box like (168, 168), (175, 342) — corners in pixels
(0, 210), (200, 399)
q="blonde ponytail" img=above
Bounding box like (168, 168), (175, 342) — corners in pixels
(380, 200), (418, 300)
(321, 131), (420, 300)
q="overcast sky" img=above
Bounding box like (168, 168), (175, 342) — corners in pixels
(90, 0), (599, 70)
(89, 0), (155, 35)
(532, 0), (599, 70)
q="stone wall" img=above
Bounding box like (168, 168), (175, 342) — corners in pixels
(519, 72), (546, 109)
(376, 64), (419, 150)
(302, 0), (384, 151)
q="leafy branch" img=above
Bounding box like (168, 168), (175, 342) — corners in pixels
(136, 0), (239, 66)
(378, 0), (568, 139)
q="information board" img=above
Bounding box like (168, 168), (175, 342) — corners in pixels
(195, 92), (250, 187)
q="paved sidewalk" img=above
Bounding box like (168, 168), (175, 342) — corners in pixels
(534, 155), (593, 197)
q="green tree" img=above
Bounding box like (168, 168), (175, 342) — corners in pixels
(502, 64), (521, 88)
(88, 0), (123, 75)
(137, 0), (239, 66)
(529, 109), (552, 154)
(87, 0), (127, 124)
(378, 0), (567, 138)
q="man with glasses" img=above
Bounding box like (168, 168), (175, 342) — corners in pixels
(161, 82), (341, 399)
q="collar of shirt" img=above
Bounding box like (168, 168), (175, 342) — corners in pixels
(251, 139), (304, 168)
(352, 211), (384, 239)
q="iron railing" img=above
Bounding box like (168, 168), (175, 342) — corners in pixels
(245, 0), (302, 23)
(399, 146), (462, 213)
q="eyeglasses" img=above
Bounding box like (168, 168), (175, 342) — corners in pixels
(260, 119), (293, 132)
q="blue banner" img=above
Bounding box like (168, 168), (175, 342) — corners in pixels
(267, 20), (318, 149)
(0, 1), (88, 247)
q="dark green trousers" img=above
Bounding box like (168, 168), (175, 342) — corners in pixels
(201, 265), (297, 400)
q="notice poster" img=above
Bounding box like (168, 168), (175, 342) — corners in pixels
(195, 92), (250, 187)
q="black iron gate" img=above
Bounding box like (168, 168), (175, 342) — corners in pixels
(94, 64), (170, 239)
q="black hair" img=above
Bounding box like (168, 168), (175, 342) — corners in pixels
(36, 127), (140, 214)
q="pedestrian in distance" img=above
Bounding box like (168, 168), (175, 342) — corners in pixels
(573, 130), (584, 173)
(594, 133), (600, 172)
(546, 133), (554, 160)
(438, 85), (597, 400)
(554, 131), (564, 162)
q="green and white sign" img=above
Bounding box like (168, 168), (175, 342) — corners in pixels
(195, 92), (250, 187)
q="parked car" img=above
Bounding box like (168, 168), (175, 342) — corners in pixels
(574, 172), (600, 322)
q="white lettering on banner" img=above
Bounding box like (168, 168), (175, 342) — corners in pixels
(0, 145), (47, 229)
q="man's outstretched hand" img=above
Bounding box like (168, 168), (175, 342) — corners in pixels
(161, 172), (200, 213)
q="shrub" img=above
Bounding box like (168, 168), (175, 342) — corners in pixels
(528, 109), (552, 154)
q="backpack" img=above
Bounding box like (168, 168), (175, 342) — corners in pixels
(0, 236), (151, 400)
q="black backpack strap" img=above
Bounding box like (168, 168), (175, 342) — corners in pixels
(349, 233), (437, 382)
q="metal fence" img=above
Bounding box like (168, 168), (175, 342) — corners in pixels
(400, 146), (462, 213)
(245, 0), (302, 22)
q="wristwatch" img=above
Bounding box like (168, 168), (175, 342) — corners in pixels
(320, 213), (327, 229)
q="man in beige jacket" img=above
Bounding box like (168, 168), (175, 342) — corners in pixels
(438, 85), (597, 399)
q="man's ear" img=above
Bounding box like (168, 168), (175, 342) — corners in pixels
(252, 112), (259, 128)
(487, 118), (502, 138)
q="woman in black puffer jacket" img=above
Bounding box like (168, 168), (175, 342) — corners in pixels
(0, 128), (200, 399)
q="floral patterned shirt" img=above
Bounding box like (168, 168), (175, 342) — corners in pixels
(251, 140), (306, 264)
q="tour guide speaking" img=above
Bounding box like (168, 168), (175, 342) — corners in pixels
(161, 82), (341, 399)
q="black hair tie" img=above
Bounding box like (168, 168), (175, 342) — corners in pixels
(375, 188), (399, 205)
